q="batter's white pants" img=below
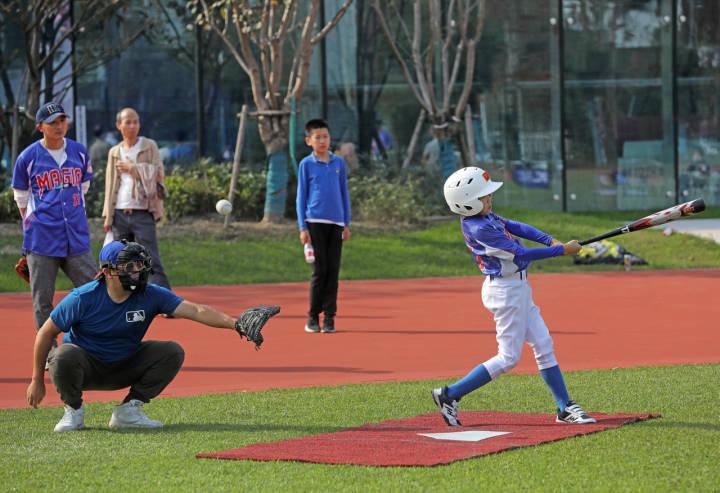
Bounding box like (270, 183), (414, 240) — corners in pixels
(481, 274), (558, 379)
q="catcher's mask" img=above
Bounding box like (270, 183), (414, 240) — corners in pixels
(443, 167), (503, 217)
(99, 240), (153, 292)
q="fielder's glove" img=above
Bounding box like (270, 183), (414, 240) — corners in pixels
(234, 305), (281, 350)
(15, 256), (30, 284)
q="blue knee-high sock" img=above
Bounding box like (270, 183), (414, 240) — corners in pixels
(447, 364), (492, 401)
(540, 365), (570, 411)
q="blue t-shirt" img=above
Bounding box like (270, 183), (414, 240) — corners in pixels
(11, 138), (93, 257)
(51, 280), (183, 363)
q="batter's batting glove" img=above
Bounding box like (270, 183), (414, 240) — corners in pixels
(234, 305), (281, 350)
(15, 255), (30, 284)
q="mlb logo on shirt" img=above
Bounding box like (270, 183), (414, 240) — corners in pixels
(126, 310), (146, 323)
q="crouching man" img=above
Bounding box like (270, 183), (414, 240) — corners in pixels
(26, 240), (279, 432)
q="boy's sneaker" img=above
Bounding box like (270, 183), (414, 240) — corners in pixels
(304, 315), (320, 333)
(54, 404), (85, 432)
(431, 386), (462, 427)
(321, 317), (335, 333)
(109, 399), (163, 429)
(556, 400), (597, 424)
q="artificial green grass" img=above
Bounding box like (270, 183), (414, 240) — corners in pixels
(1, 364), (718, 492)
(1, 208), (719, 292)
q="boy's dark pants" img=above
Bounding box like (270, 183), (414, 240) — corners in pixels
(48, 341), (184, 409)
(307, 222), (343, 319)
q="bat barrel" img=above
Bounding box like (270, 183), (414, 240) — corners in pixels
(690, 198), (706, 213)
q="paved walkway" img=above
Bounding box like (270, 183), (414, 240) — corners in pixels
(655, 218), (720, 244)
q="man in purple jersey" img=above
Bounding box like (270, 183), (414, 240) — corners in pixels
(11, 102), (97, 363)
(431, 167), (596, 426)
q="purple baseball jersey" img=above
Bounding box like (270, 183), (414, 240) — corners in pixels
(12, 138), (93, 257)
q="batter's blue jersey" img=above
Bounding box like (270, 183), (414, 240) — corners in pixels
(460, 212), (565, 277)
(12, 139), (93, 257)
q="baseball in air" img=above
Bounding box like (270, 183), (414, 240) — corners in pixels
(216, 199), (232, 216)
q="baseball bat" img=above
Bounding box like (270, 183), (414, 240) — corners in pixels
(578, 198), (706, 246)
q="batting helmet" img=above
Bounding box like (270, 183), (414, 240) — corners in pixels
(443, 167), (503, 217)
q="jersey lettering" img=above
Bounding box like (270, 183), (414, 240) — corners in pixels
(34, 168), (82, 195)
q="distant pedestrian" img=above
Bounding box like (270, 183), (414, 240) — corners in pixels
(89, 125), (111, 168)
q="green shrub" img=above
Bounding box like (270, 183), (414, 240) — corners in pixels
(84, 164), (105, 218)
(348, 175), (432, 223)
(0, 188), (17, 222)
(163, 159), (267, 221)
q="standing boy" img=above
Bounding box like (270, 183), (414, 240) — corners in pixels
(11, 102), (97, 354)
(432, 167), (596, 426)
(296, 119), (351, 334)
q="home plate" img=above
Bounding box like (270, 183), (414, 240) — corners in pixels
(418, 430), (511, 441)
(197, 410), (659, 467)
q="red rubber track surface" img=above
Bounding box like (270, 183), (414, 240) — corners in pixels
(1, 270), (718, 409)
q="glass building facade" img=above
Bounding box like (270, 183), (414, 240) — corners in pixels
(4, 0), (719, 211)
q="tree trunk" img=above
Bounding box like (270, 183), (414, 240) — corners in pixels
(257, 115), (290, 223)
(262, 150), (289, 223)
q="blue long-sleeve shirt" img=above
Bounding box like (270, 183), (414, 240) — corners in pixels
(296, 152), (351, 230)
(461, 212), (564, 277)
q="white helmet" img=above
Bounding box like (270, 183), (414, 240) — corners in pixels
(443, 167), (503, 216)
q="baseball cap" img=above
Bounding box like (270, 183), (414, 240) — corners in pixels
(35, 102), (68, 125)
(99, 240), (126, 267)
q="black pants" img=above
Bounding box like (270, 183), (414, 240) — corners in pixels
(113, 209), (171, 289)
(307, 222), (344, 318)
(48, 341), (185, 409)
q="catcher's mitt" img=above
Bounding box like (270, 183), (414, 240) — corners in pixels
(234, 305), (280, 350)
(15, 256), (30, 284)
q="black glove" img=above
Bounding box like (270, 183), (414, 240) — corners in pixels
(234, 305), (281, 350)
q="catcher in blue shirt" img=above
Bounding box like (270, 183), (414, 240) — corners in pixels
(26, 240), (280, 432)
(432, 167), (596, 426)
(296, 118), (351, 334)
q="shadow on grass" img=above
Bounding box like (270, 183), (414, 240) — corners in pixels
(33, 423), (346, 434)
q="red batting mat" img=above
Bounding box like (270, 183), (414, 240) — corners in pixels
(196, 410), (660, 467)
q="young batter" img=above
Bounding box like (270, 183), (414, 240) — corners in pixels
(432, 167), (596, 426)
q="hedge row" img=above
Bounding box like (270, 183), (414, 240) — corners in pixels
(0, 160), (445, 224)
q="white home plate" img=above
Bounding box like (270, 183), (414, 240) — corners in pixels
(418, 430), (511, 442)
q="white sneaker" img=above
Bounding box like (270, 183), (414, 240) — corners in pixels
(54, 405), (85, 432)
(431, 387), (462, 427)
(556, 400), (597, 424)
(109, 399), (163, 429)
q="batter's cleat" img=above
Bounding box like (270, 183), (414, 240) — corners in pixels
(109, 399), (163, 429)
(431, 386), (462, 427)
(304, 315), (320, 333)
(321, 316), (335, 333)
(556, 400), (597, 424)
(54, 404), (85, 432)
